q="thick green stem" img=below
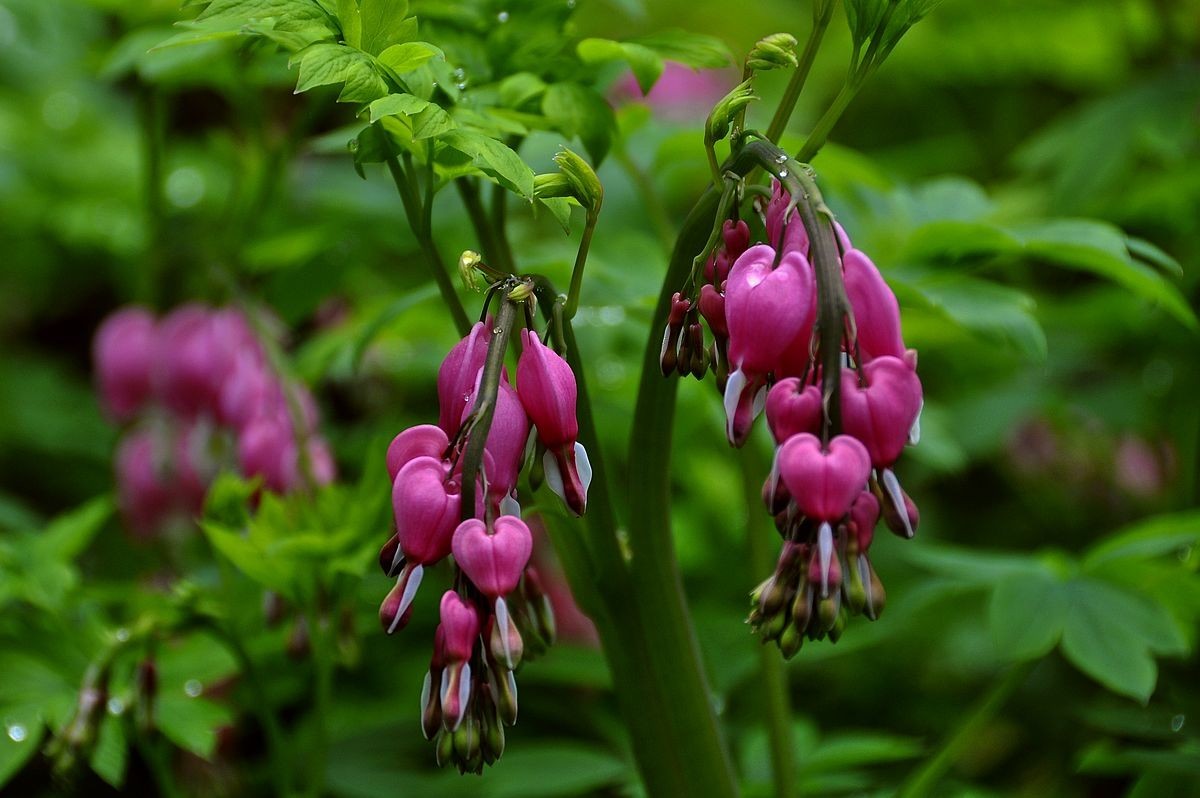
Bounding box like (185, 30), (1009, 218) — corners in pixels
(626, 188), (741, 798)
(766, 0), (839, 143)
(386, 157), (471, 335)
(738, 446), (797, 797)
(796, 81), (858, 164)
(897, 662), (1034, 798)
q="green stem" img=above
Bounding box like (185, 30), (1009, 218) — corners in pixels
(766, 0), (839, 143)
(796, 81), (858, 164)
(626, 188), (741, 798)
(138, 86), (166, 307)
(386, 157), (471, 335)
(456, 179), (513, 274)
(738, 446), (797, 797)
(563, 210), (598, 320)
(306, 609), (334, 797)
(897, 662), (1033, 798)
(458, 296), (519, 518)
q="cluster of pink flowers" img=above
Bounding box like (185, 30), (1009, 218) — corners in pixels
(380, 318), (586, 772)
(663, 180), (923, 655)
(93, 304), (335, 536)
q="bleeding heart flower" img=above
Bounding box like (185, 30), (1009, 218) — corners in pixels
(839, 355), (923, 468)
(437, 591), (480, 732)
(778, 433), (871, 523)
(725, 245), (814, 376)
(437, 322), (490, 437)
(94, 307), (158, 422)
(452, 516), (533, 599)
(387, 425), (450, 483)
(765, 379), (823, 444)
(843, 249), (905, 362)
(461, 379), (530, 505)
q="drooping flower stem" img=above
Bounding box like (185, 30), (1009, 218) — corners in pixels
(458, 295), (520, 520)
(563, 207), (600, 321)
(457, 178), (516, 276)
(897, 662), (1034, 798)
(386, 156), (471, 335)
(766, 0), (840, 144)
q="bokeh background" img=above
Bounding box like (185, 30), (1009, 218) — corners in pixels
(1, 0), (1198, 795)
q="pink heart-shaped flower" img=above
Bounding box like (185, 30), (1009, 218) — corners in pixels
(843, 249), (905, 362)
(778, 433), (871, 522)
(725, 245), (814, 376)
(393, 456), (461, 565)
(386, 424), (450, 482)
(840, 356), (922, 468)
(452, 515), (533, 598)
(765, 379), (823, 444)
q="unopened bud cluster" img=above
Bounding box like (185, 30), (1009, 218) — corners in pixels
(380, 309), (586, 771)
(93, 304), (335, 536)
(662, 179), (923, 655)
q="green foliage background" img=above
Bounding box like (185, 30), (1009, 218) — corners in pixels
(0, 0), (1198, 795)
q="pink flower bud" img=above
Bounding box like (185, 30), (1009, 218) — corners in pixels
(386, 425), (450, 483)
(839, 355), (923, 468)
(843, 249), (905, 362)
(392, 456), (462, 566)
(437, 591), (480, 731)
(725, 245), (815, 376)
(452, 516), (533, 599)
(438, 322), (490, 437)
(765, 182), (808, 256)
(94, 307), (158, 422)
(778, 433), (871, 523)
(765, 379), (822, 444)
(698, 283), (727, 338)
(517, 330), (579, 450)
(157, 304), (237, 418)
(849, 491), (879, 552)
(305, 437), (337, 486)
(218, 354), (277, 431)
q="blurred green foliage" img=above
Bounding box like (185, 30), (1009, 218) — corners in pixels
(1, 0), (1199, 795)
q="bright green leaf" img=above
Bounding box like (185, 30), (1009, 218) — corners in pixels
(989, 568), (1067, 660)
(377, 41), (439, 74)
(631, 29), (732, 68)
(542, 83), (616, 164)
(438, 130), (534, 198)
(293, 43), (388, 103)
(90, 713), (128, 789)
(36, 496), (113, 560)
(359, 0), (411, 55)
(336, 0), (362, 48)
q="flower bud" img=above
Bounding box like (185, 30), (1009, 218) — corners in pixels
(438, 322), (490, 437)
(843, 249), (906, 362)
(660, 293), (691, 376)
(93, 306), (158, 422)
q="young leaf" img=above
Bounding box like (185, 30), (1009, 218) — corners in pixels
(293, 42), (388, 103)
(359, 0), (412, 56)
(577, 39), (663, 95)
(336, 0), (362, 48)
(499, 72), (548, 109)
(438, 130), (535, 198)
(377, 41), (440, 74)
(35, 496), (114, 561)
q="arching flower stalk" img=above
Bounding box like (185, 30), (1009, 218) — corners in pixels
(379, 278), (588, 772)
(659, 139), (923, 656)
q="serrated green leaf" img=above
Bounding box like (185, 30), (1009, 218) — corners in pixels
(377, 41), (439, 74)
(542, 83), (616, 164)
(438, 130), (534, 198)
(195, 0), (337, 43)
(359, 0), (411, 55)
(293, 42), (388, 103)
(989, 568), (1067, 660)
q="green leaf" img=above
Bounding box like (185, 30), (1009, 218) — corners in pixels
(36, 496), (114, 560)
(499, 72), (547, 109)
(535, 197), (575, 234)
(351, 122), (401, 177)
(156, 694), (235, 760)
(989, 568), (1067, 660)
(0, 706), (42, 790)
(900, 542), (1045, 585)
(90, 713), (128, 789)
(577, 38), (663, 95)
(336, 0), (361, 48)
(359, 0), (411, 55)
(843, 0), (889, 49)
(1084, 510), (1200, 568)
(1061, 579), (1188, 702)
(368, 93), (455, 139)
(293, 42), (388, 103)
(377, 41), (439, 74)
(1126, 236), (1184, 278)
(203, 522), (298, 598)
(1012, 219), (1197, 329)
(438, 130), (534, 198)
(542, 83), (616, 164)
(631, 30), (733, 68)
(908, 276), (1047, 360)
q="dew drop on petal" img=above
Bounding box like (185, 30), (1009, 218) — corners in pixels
(6, 724), (27, 743)
(497, 10), (509, 22)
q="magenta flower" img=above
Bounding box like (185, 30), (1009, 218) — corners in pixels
(218, 353), (277, 431)
(437, 591), (480, 732)
(453, 515), (533, 668)
(517, 330), (591, 515)
(461, 378), (530, 511)
(778, 433), (871, 524)
(609, 61), (736, 121)
(765, 379), (823, 445)
(843, 249), (906, 362)
(94, 307), (159, 422)
(437, 322), (490, 437)
(238, 416), (295, 493)
(115, 429), (175, 538)
(839, 355), (923, 469)
(764, 181), (808, 257)
(386, 424), (450, 483)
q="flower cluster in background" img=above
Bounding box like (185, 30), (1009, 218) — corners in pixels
(379, 316), (588, 773)
(93, 304), (335, 537)
(664, 179), (923, 656)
